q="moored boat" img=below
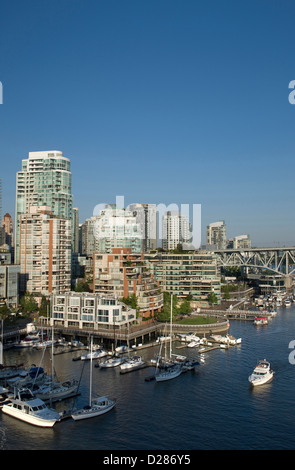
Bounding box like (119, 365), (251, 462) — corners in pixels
(177, 332), (200, 343)
(71, 396), (115, 421)
(254, 317), (268, 325)
(14, 336), (40, 348)
(33, 378), (80, 403)
(155, 363), (182, 382)
(71, 337), (115, 421)
(1, 388), (61, 427)
(0, 364), (26, 380)
(7, 365), (47, 388)
(115, 345), (128, 354)
(81, 348), (107, 361)
(155, 294), (184, 383)
(97, 356), (126, 368)
(120, 355), (144, 372)
(210, 334), (242, 345)
(187, 339), (201, 348)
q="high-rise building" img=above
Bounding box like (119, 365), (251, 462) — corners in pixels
(1, 213), (13, 247)
(162, 211), (190, 251)
(206, 221), (227, 249)
(19, 206), (71, 295)
(233, 234), (251, 249)
(81, 205), (146, 256)
(72, 207), (79, 254)
(129, 203), (157, 252)
(0, 245), (19, 307)
(15, 150), (73, 264)
(93, 205), (143, 254)
(81, 216), (100, 256)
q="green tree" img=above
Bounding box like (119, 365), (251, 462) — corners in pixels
(208, 292), (218, 304)
(121, 294), (138, 310)
(39, 295), (49, 316)
(20, 292), (38, 314)
(178, 299), (192, 314)
(0, 303), (10, 319)
(157, 292), (178, 321)
(74, 280), (91, 292)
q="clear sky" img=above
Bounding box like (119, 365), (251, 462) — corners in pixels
(0, 0), (295, 246)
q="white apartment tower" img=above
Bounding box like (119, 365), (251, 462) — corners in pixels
(129, 203), (157, 251)
(15, 151), (73, 264)
(94, 205), (143, 253)
(233, 234), (251, 249)
(206, 221), (227, 249)
(162, 211), (190, 251)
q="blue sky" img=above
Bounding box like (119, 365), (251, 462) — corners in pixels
(1, 0), (295, 246)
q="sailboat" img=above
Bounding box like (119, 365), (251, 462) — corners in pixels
(34, 326), (79, 403)
(155, 294), (182, 382)
(0, 325), (26, 380)
(71, 336), (116, 421)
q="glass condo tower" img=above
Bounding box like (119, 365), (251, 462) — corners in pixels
(15, 150), (73, 264)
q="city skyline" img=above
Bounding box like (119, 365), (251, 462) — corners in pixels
(1, 1), (295, 246)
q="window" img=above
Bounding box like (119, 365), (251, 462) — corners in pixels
(97, 309), (109, 322)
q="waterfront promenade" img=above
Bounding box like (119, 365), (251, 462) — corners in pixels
(1, 311), (234, 349)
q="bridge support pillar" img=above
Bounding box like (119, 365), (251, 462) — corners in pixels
(284, 275), (293, 292)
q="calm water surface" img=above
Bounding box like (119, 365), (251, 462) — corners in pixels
(1, 305), (295, 450)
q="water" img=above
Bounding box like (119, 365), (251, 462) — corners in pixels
(1, 306), (295, 450)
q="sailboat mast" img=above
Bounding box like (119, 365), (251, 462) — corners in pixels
(89, 336), (93, 407)
(0, 319), (3, 366)
(51, 324), (54, 381)
(170, 293), (172, 358)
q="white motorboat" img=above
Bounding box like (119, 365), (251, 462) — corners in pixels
(1, 388), (61, 427)
(210, 334), (241, 345)
(248, 359), (274, 386)
(97, 356), (126, 368)
(70, 339), (84, 347)
(285, 299), (292, 307)
(156, 335), (171, 343)
(71, 337), (115, 421)
(178, 332), (200, 343)
(115, 345), (128, 354)
(14, 337), (40, 348)
(120, 355), (144, 372)
(187, 338), (201, 348)
(81, 348), (107, 361)
(33, 339), (57, 349)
